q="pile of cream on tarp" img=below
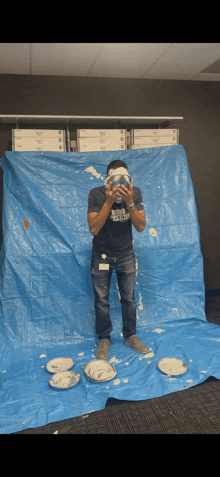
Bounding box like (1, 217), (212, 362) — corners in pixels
(1, 146), (220, 434)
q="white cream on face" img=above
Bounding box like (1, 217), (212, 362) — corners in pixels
(104, 167), (130, 188)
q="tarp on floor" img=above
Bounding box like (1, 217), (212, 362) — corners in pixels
(1, 146), (220, 434)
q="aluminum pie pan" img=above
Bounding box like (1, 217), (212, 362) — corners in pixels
(157, 358), (188, 376)
(46, 357), (74, 374)
(83, 359), (117, 382)
(106, 173), (132, 187)
(48, 370), (81, 389)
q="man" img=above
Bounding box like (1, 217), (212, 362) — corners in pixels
(87, 159), (149, 360)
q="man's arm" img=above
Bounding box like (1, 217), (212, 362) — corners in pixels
(128, 207), (146, 232)
(88, 182), (123, 236)
(117, 183), (146, 233)
(88, 201), (112, 236)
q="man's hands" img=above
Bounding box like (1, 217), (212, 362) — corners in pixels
(118, 182), (134, 207)
(106, 182), (121, 206)
(106, 182), (134, 207)
(106, 182), (120, 206)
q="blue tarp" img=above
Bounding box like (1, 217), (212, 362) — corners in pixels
(1, 146), (220, 434)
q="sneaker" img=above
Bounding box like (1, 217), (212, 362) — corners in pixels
(124, 335), (149, 354)
(96, 339), (111, 360)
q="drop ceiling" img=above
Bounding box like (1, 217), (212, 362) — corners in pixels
(0, 43), (220, 81)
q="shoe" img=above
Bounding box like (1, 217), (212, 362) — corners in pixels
(96, 339), (111, 360)
(124, 335), (149, 354)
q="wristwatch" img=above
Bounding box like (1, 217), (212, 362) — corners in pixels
(127, 203), (135, 211)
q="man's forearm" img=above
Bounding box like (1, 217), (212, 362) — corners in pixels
(128, 204), (145, 232)
(90, 201), (112, 236)
(90, 199), (145, 236)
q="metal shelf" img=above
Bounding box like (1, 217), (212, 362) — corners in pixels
(0, 115), (183, 124)
(0, 115), (183, 151)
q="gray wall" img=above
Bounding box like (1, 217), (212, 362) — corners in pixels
(0, 74), (220, 290)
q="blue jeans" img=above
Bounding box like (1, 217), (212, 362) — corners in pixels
(91, 247), (137, 341)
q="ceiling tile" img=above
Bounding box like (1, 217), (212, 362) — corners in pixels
(31, 43), (103, 75)
(201, 57), (220, 74)
(0, 43), (30, 74)
(170, 43), (220, 49)
(140, 71), (195, 80)
(93, 45), (168, 72)
(100, 43), (172, 51)
(142, 48), (220, 75)
(0, 43), (220, 81)
(88, 68), (146, 78)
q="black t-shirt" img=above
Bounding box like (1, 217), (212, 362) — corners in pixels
(88, 185), (144, 255)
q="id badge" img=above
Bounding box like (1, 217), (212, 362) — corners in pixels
(99, 263), (109, 270)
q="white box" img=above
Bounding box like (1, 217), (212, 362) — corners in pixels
(12, 137), (66, 151)
(77, 143), (126, 152)
(77, 129), (126, 138)
(12, 129), (66, 138)
(12, 144), (65, 151)
(132, 136), (178, 145)
(131, 129), (178, 138)
(77, 136), (126, 146)
(131, 129), (179, 144)
(128, 144), (176, 149)
(12, 137), (65, 146)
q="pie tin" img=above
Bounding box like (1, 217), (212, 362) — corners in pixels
(46, 357), (74, 374)
(157, 357), (188, 376)
(83, 359), (117, 382)
(48, 370), (81, 389)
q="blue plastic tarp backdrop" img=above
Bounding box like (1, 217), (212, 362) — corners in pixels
(1, 146), (220, 434)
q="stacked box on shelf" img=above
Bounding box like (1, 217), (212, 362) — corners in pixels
(129, 144), (176, 149)
(77, 129), (127, 152)
(77, 137), (126, 152)
(12, 129), (66, 152)
(77, 129), (126, 138)
(13, 129), (66, 138)
(129, 129), (179, 149)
